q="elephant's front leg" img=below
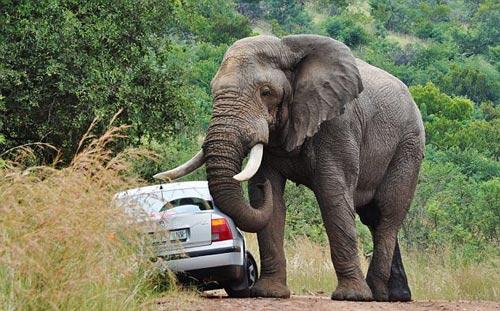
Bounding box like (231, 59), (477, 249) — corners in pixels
(316, 189), (373, 301)
(248, 167), (290, 298)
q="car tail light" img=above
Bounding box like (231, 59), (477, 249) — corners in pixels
(211, 218), (233, 242)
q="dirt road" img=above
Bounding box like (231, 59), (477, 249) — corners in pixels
(157, 292), (499, 311)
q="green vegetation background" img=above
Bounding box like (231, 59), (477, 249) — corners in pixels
(1, 0), (498, 263)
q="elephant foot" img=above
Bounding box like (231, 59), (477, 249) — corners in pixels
(366, 275), (389, 302)
(250, 278), (291, 298)
(331, 278), (373, 301)
(389, 288), (411, 302)
(388, 270), (412, 302)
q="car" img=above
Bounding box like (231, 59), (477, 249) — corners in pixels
(114, 181), (258, 297)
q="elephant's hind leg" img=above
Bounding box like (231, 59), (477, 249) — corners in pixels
(358, 206), (411, 302)
(364, 138), (423, 301)
(388, 241), (411, 301)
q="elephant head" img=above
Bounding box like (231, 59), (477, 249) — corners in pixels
(155, 35), (363, 232)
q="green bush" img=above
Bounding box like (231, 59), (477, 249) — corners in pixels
(439, 56), (500, 104)
(323, 15), (370, 47)
(403, 158), (499, 262)
(131, 135), (206, 182)
(263, 0), (312, 34)
(410, 82), (474, 121)
(446, 119), (500, 160)
(284, 182), (326, 244)
(177, 0), (252, 45)
(452, 0), (499, 56)
(426, 147), (500, 182)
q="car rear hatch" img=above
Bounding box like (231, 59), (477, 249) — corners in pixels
(153, 208), (213, 252)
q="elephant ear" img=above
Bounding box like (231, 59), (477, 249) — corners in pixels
(281, 35), (363, 152)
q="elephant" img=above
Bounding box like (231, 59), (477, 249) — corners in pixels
(155, 34), (425, 302)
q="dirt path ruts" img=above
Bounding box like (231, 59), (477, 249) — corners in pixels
(157, 293), (499, 311)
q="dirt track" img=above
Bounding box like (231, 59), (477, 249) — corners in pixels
(157, 292), (499, 311)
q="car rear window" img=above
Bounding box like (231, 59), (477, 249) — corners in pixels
(160, 197), (213, 212)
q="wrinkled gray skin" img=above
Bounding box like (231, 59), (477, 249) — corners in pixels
(202, 35), (425, 302)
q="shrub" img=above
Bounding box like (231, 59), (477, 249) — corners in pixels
(323, 15), (370, 47)
(178, 0), (252, 45)
(439, 56), (500, 103)
(403, 158), (499, 262)
(410, 82), (474, 121)
(263, 0), (312, 34)
(284, 182), (326, 244)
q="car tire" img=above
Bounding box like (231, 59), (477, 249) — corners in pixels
(224, 252), (258, 298)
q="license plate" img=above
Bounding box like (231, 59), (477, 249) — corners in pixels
(169, 229), (188, 242)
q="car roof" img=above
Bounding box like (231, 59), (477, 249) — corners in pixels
(114, 181), (212, 202)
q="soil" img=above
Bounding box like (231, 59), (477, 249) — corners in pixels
(156, 291), (499, 311)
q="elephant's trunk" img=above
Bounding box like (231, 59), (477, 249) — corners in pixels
(203, 116), (273, 233)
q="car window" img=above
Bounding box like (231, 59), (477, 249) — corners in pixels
(161, 197), (213, 212)
(118, 193), (165, 215)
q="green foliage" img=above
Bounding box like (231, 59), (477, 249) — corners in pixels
(480, 101), (500, 121)
(403, 158), (499, 262)
(411, 82), (499, 159)
(370, 0), (451, 38)
(0, 0), (250, 162)
(309, 0), (351, 15)
(239, 0), (313, 35)
(439, 56), (500, 103)
(265, 0), (312, 34)
(323, 14), (370, 47)
(176, 0), (252, 45)
(364, 0), (499, 105)
(284, 182), (326, 244)
(132, 135), (207, 182)
(270, 19), (288, 38)
(426, 146), (500, 182)
(451, 0), (500, 56)
(410, 82), (473, 121)
(446, 119), (500, 160)
(0, 1), (182, 159)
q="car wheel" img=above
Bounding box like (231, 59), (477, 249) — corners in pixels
(224, 252), (258, 298)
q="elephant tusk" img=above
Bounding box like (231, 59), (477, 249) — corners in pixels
(153, 150), (205, 181)
(233, 144), (263, 182)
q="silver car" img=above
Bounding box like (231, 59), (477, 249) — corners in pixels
(114, 181), (257, 297)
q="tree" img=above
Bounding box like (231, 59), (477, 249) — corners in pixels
(0, 0), (251, 161)
(323, 14), (370, 47)
(410, 82), (474, 121)
(439, 57), (500, 104)
(263, 0), (312, 34)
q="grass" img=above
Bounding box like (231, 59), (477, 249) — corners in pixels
(407, 248), (499, 301)
(246, 234), (499, 301)
(0, 116), (174, 310)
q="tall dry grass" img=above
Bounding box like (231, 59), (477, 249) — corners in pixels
(0, 116), (167, 310)
(407, 248), (499, 300)
(246, 234), (499, 300)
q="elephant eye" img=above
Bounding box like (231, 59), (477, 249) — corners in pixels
(260, 86), (272, 97)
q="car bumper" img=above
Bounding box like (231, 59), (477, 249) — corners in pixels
(156, 240), (245, 272)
